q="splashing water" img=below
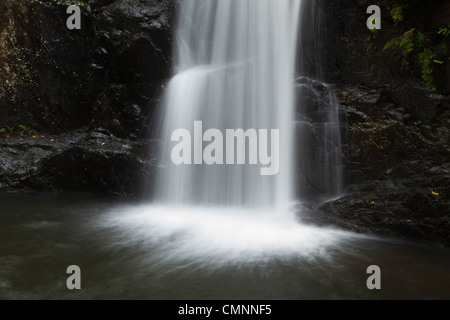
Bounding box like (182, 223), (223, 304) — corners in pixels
(109, 0), (356, 264)
(103, 204), (360, 268)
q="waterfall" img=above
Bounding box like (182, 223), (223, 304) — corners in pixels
(294, 0), (345, 200)
(294, 78), (345, 200)
(104, 0), (353, 267)
(155, 0), (302, 208)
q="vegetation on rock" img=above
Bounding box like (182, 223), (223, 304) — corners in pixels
(382, 4), (449, 91)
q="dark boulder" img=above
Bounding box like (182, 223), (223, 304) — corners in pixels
(314, 181), (450, 246)
(0, 128), (159, 196)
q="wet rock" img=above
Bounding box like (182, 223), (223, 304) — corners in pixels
(303, 82), (450, 246)
(298, 0), (450, 245)
(294, 78), (346, 199)
(0, 0), (97, 132)
(92, 0), (173, 138)
(312, 182), (450, 246)
(0, 0), (173, 138)
(0, 0), (173, 196)
(0, 129), (159, 196)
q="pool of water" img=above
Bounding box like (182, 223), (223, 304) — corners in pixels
(1, 192), (449, 300)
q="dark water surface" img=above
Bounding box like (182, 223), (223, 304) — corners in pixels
(0, 193), (449, 300)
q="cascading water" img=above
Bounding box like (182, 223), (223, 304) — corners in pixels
(295, 79), (345, 199)
(155, 0), (302, 208)
(294, 0), (345, 200)
(102, 0), (356, 268)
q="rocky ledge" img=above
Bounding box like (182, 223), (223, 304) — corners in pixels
(301, 83), (450, 246)
(293, 0), (450, 247)
(0, 128), (158, 196)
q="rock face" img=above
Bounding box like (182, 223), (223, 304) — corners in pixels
(0, 0), (97, 132)
(0, 0), (173, 195)
(0, 0), (172, 137)
(314, 85), (450, 245)
(0, 128), (159, 196)
(93, 0), (173, 138)
(298, 0), (450, 246)
(294, 77), (347, 200)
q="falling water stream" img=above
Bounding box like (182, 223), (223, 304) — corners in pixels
(1, 0), (450, 300)
(142, 0), (351, 267)
(155, 0), (301, 207)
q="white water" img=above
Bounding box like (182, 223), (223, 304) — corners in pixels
(155, 0), (302, 208)
(113, 1), (357, 264)
(104, 204), (359, 267)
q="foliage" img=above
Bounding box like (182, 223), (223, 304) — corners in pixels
(383, 26), (446, 91)
(418, 49), (437, 91)
(0, 125), (35, 136)
(0, 126), (14, 135)
(390, 4), (406, 25)
(438, 27), (450, 37)
(367, 29), (379, 51)
(17, 125), (31, 134)
(383, 28), (422, 58)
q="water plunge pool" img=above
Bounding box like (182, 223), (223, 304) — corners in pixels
(1, 193), (449, 300)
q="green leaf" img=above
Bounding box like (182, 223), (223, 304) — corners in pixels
(404, 46), (414, 55)
(390, 5), (406, 25)
(438, 27), (450, 37)
(383, 39), (400, 51)
(416, 31), (424, 45)
(433, 60), (444, 64)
